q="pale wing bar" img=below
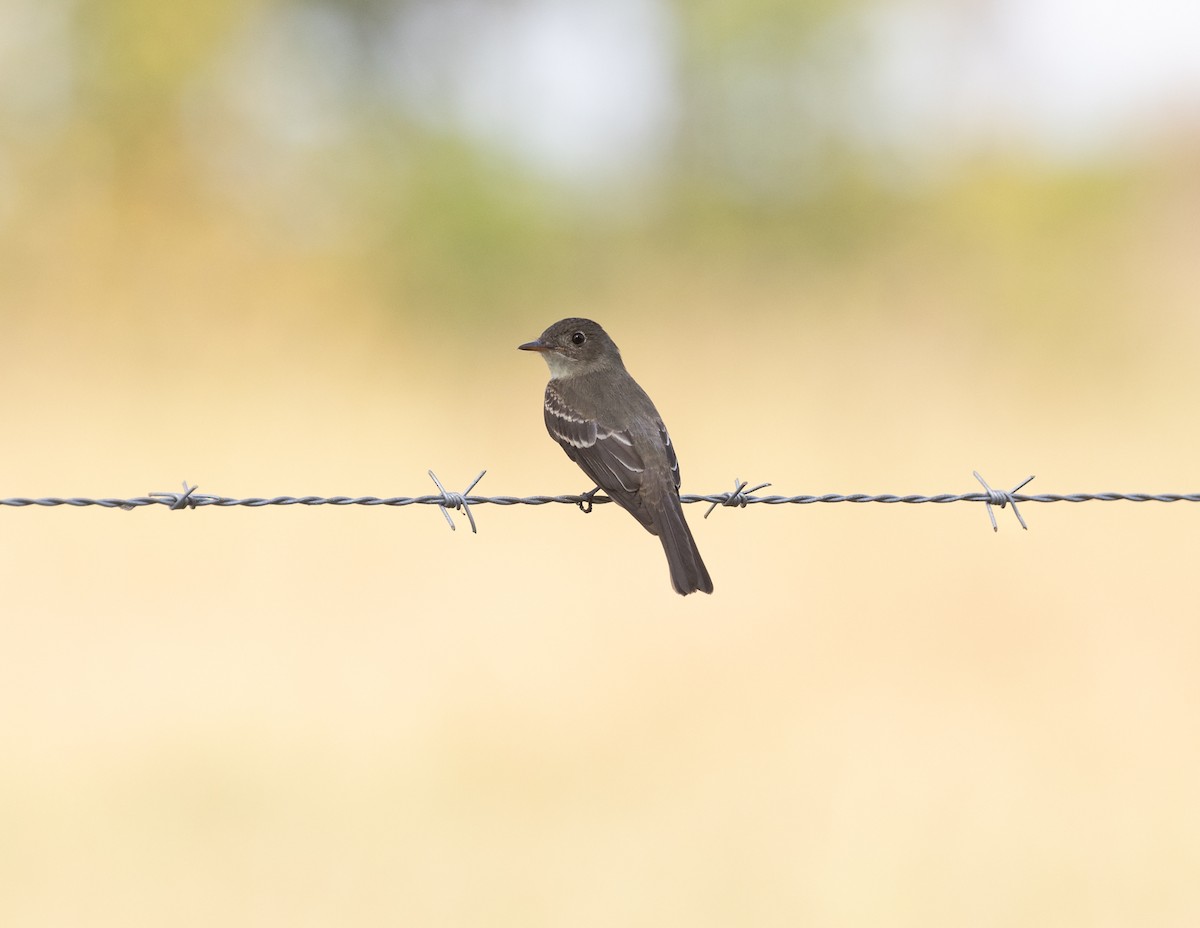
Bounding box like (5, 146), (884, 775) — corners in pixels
(544, 385), (654, 528)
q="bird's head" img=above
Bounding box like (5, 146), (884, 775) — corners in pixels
(518, 317), (624, 378)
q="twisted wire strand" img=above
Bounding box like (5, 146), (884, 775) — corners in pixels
(3, 472), (1199, 532)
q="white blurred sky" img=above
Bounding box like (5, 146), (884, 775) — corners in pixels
(384, 0), (677, 182)
(861, 0), (1200, 161)
(2, 0), (1200, 182)
(382, 0), (1200, 179)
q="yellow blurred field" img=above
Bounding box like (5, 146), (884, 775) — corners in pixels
(5, 233), (1200, 923)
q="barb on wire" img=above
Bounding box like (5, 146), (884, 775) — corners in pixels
(3, 471), (1200, 537)
(427, 469), (486, 533)
(704, 479), (773, 519)
(973, 471), (1035, 532)
(149, 481), (212, 511)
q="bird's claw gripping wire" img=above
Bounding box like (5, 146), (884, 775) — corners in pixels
(428, 469), (485, 533)
(704, 479), (772, 519)
(973, 471), (1035, 532)
(577, 486), (603, 514)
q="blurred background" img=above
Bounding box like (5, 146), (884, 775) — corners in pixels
(3, 0), (1200, 924)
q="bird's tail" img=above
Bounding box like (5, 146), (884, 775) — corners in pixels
(650, 493), (713, 596)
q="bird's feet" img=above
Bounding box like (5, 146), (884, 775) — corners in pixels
(577, 485), (602, 514)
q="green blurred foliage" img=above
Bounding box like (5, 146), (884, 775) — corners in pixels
(350, 133), (597, 317)
(0, 0), (1190, 333)
(679, 0), (859, 56)
(71, 0), (250, 160)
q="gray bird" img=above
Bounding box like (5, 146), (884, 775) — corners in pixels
(519, 318), (713, 595)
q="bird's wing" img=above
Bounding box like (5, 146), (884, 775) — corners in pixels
(544, 384), (654, 529)
(659, 420), (681, 493)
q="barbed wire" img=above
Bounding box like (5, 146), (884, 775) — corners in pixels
(3, 471), (1199, 534)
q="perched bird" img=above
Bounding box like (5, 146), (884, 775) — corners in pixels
(519, 318), (713, 595)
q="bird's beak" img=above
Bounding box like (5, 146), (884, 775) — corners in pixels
(518, 337), (550, 352)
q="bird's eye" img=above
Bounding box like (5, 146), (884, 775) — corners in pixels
(571, 332), (586, 346)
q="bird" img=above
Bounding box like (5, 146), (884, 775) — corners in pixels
(519, 318), (713, 595)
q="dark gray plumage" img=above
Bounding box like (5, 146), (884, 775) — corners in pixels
(519, 318), (713, 595)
